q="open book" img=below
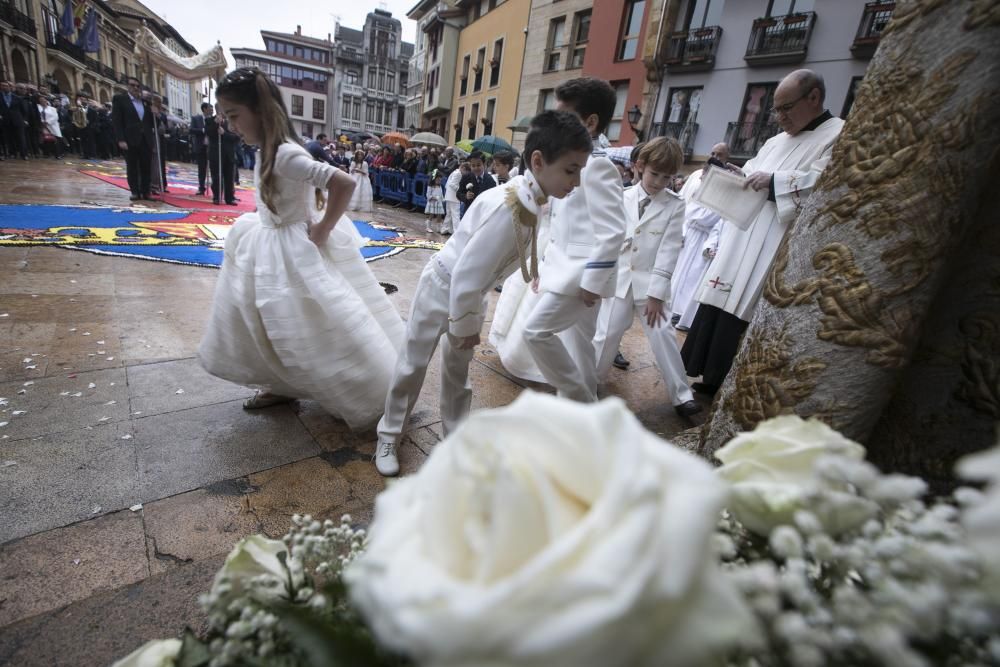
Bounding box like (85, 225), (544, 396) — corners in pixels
(691, 167), (768, 230)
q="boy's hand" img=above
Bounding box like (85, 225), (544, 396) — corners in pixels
(644, 297), (666, 328)
(531, 277), (540, 294)
(466, 191), (475, 201)
(580, 288), (599, 307)
(456, 333), (480, 350)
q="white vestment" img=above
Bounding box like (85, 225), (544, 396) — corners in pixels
(670, 169), (722, 327)
(696, 116), (844, 321)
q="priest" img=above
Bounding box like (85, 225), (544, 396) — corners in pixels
(681, 69), (845, 394)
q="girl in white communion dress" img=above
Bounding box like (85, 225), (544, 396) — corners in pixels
(198, 67), (404, 429)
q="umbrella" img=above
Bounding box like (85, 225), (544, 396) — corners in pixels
(455, 139), (475, 154)
(605, 145), (637, 167)
(451, 146), (470, 159)
(410, 131), (448, 148)
(340, 130), (377, 144)
(472, 135), (514, 156)
(507, 115), (533, 132)
(381, 131), (410, 148)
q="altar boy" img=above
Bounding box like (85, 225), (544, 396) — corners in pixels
(374, 111), (593, 476)
(593, 137), (701, 418)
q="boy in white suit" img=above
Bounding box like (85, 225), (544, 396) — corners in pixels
(441, 161), (468, 235)
(374, 111), (593, 476)
(523, 77), (627, 403)
(593, 137), (701, 418)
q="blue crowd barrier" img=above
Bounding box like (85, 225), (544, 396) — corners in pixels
(409, 173), (430, 209)
(377, 169), (411, 205)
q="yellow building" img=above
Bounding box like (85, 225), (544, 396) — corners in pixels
(449, 0), (530, 146)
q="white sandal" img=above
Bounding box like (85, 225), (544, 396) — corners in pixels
(243, 391), (295, 410)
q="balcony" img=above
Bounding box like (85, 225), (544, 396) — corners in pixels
(102, 64), (116, 79)
(0, 1), (36, 38)
(47, 33), (86, 64)
(85, 56), (102, 76)
(337, 49), (365, 65)
(744, 12), (816, 66)
(665, 26), (722, 72)
(851, 2), (894, 59)
(724, 121), (780, 162)
(651, 121), (698, 160)
(342, 82), (364, 98)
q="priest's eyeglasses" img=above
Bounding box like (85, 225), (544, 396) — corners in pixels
(770, 90), (812, 115)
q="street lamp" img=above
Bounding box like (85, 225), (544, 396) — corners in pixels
(627, 104), (643, 141)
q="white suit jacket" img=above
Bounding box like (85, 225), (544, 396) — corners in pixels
(615, 184), (685, 304)
(539, 151), (626, 297)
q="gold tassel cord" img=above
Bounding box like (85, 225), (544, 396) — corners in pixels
(505, 185), (538, 283)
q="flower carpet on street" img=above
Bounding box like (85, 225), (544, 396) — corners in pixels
(111, 395), (1000, 667)
(0, 161), (442, 267)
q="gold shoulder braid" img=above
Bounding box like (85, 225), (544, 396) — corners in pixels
(505, 184), (539, 282)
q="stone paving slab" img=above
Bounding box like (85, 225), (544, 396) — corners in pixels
(133, 399), (319, 502)
(126, 357), (250, 417)
(0, 555), (221, 667)
(0, 421), (139, 543)
(0, 509), (148, 628)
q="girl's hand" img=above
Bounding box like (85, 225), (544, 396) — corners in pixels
(531, 277), (540, 294)
(309, 224), (331, 247)
(644, 297), (666, 328)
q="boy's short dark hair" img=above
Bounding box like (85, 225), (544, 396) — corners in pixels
(522, 110), (592, 169)
(492, 150), (515, 168)
(629, 142), (645, 165)
(316, 133), (327, 141)
(468, 150), (485, 163)
(200, 102), (212, 111)
(554, 77), (617, 135)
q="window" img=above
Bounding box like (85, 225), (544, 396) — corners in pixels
(538, 88), (556, 112)
(546, 17), (566, 72)
(766, 0), (814, 16)
(294, 46), (304, 58)
(737, 82), (778, 129)
(383, 104), (393, 126)
(378, 70), (386, 91)
(665, 86), (703, 124)
(569, 11), (591, 68)
(353, 100), (361, 120)
(313, 98), (325, 120)
(346, 70), (359, 85)
(460, 55), (470, 95)
(301, 122), (313, 138)
(484, 98), (496, 135)
(342, 96), (351, 119)
(291, 94), (304, 116)
(387, 71), (396, 93)
(366, 103), (375, 123)
(474, 47), (486, 92)
(618, 0), (646, 60)
(489, 39), (503, 87)
(455, 106), (464, 142)
(469, 102), (479, 140)
(368, 68), (378, 89)
(679, 0), (725, 30)
(841, 76), (863, 118)
(606, 81), (629, 141)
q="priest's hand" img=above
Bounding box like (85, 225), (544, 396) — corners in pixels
(580, 288), (599, 307)
(644, 297), (667, 328)
(744, 171), (772, 192)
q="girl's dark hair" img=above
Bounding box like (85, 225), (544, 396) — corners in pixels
(493, 151), (515, 168)
(521, 110), (592, 169)
(554, 77), (617, 135)
(215, 67), (300, 213)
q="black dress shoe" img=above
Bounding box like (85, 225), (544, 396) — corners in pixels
(670, 313), (681, 326)
(674, 400), (703, 418)
(196, 189), (206, 195)
(612, 352), (630, 370)
(225, 200), (237, 206)
(212, 198), (221, 205)
(691, 382), (718, 395)
(129, 194), (140, 201)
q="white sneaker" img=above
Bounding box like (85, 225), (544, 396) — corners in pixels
(374, 440), (399, 476)
(424, 219), (434, 233)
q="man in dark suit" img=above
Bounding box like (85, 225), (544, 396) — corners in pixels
(17, 84), (42, 158)
(1, 80), (29, 160)
(458, 150), (496, 218)
(305, 133), (337, 165)
(111, 77), (155, 200)
(81, 97), (99, 160)
(189, 102), (211, 194)
(206, 107), (238, 205)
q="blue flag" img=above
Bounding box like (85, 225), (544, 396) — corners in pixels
(58, 0), (75, 38)
(77, 7), (100, 52)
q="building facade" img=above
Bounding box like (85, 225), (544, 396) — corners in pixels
(1, 0), (203, 116)
(449, 0), (530, 145)
(643, 0), (889, 162)
(232, 27), (335, 139)
(407, 0), (465, 139)
(403, 10), (427, 132)
(511, 0), (591, 149)
(331, 9), (413, 137)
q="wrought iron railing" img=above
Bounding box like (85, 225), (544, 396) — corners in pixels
(651, 121), (698, 160)
(851, 2), (894, 58)
(85, 56), (102, 75)
(724, 121), (780, 162)
(665, 26), (722, 72)
(745, 12), (816, 65)
(102, 64), (116, 80)
(0, 0), (36, 37)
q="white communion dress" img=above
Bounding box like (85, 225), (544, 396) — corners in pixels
(199, 141), (405, 429)
(349, 160), (374, 213)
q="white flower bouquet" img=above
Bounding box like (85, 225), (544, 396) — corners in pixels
(113, 394), (1000, 667)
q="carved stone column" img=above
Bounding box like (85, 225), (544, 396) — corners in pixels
(699, 0), (1000, 485)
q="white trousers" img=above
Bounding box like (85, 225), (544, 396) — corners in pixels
(523, 291), (599, 403)
(377, 263), (477, 444)
(594, 286), (694, 406)
(442, 201), (460, 234)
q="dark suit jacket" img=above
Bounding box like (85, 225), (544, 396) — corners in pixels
(0, 92), (26, 128)
(111, 92), (154, 147)
(206, 116), (239, 162)
(305, 140), (337, 165)
(189, 114), (206, 153)
(459, 171), (497, 205)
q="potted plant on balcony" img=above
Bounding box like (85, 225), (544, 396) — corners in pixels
(488, 57), (500, 68)
(784, 12), (809, 24)
(453, 122), (462, 130)
(693, 27), (715, 38)
(472, 63), (483, 74)
(754, 16), (778, 28)
(467, 118), (476, 128)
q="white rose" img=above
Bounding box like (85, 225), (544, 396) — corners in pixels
(345, 392), (754, 667)
(212, 535), (297, 601)
(716, 415), (875, 537)
(956, 441), (1000, 601)
(110, 638), (181, 667)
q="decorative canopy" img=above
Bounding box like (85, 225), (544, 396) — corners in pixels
(134, 26), (227, 82)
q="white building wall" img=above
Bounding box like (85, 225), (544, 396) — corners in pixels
(280, 86), (329, 139)
(654, 0), (873, 161)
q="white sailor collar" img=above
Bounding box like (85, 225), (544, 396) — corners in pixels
(515, 170), (548, 217)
